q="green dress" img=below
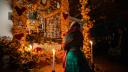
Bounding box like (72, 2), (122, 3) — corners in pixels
(66, 48), (92, 72)
(64, 31), (92, 72)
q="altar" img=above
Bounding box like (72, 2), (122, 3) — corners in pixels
(9, 0), (93, 71)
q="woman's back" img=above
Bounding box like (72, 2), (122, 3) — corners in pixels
(64, 22), (92, 72)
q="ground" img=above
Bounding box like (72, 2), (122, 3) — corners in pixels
(29, 56), (128, 72)
(30, 63), (64, 72)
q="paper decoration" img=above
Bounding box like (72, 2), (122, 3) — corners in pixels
(41, 18), (46, 31)
(41, 0), (47, 5)
(29, 11), (37, 20)
(17, 0), (22, 3)
(45, 14), (61, 38)
(15, 6), (26, 16)
(27, 0), (36, 4)
(15, 33), (24, 40)
(57, 2), (60, 8)
(50, 0), (61, 10)
(47, 8), (52, 14)
(63, 12), (68, 20)
(18, 21), (23, 27)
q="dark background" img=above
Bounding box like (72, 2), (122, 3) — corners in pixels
(68, 0), (128, 64)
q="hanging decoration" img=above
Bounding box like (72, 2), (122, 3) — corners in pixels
(39, 17), (46, 31)
(18, 20), (23, 27)
(15, 6), (26, 16)
(26, 34), (34, 42)
(50, 0), (61, 10)
(80, 0), (94, 69)
(63, 12), (68, 20)
(10, 0), (66, 69)
(41, 0), (47, 5)
(26, 0), (37, 4)
(17, 0), (22, 3)
(14, 33), (24, 40)
(47, 8), (52, 14)
(39, 0), (61, 15)
(57, 2), (60, 8)
(45, 13), (61, 39)
(28, 11), (38, 20)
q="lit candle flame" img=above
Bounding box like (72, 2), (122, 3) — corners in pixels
(90, 40), (93, 64)
(89, 40), (93, 45)
(52, 48), (55, 71)
(29, 44), (32, 49)
(52, 48), (55, 55)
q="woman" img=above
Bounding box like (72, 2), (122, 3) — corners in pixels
(63, 22), (92, 72)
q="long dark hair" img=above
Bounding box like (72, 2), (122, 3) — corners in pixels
(64, 22), (83, 50)
(71, 22), (80, 29)
(69, 22), (81, 32)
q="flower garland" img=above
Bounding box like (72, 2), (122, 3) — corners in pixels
(80, 0), (94, 65)
(0, 37), (64, 70)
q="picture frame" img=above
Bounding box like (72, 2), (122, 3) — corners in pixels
(41, 0), (47, 5)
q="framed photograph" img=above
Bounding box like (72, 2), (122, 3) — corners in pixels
(45, 13), (61, 39)
(41, 0), (47, 5)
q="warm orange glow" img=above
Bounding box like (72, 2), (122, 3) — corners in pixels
(52, 48), (56, 55)
(11, 0), (94, 66)
(29, 44), (33, 49)
(80, 0), (94, 64)
(23, 44), (32, 52)
(90, 40), (93, 45)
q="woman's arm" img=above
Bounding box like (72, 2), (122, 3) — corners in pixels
(63, 33), (73, 51)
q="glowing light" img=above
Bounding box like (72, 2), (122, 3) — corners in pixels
(52, 48), (55, 71)
(24, 44), (33, 51)
(29, 44), (32, 49)
(52, 48), (56, 55)
(89, 40), (93, 45)
(90, 40), (93, 64)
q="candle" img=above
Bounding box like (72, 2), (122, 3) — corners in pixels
(89, 40), (93, 63)
(52, 48), (55, 72)
(90, 40), (95, 72)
